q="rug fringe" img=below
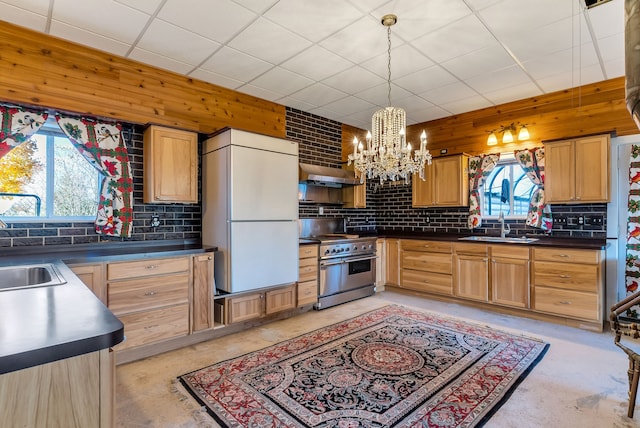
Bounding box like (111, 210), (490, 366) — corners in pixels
(170, 378), (218, 427)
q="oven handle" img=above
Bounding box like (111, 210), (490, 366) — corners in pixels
(320, 254), (377, 267)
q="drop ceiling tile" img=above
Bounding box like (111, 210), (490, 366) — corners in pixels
(522, 44), (599, 81)
(189, 68), (244, 90)
(129, 47), (194, 74)
(440, 42), (516, 80)
(237, 83), (281, 101)
(114, 0), (162, 14)
(158, 0), (256, 43)
(51, 0), (151, 44)
(319, 16), (401, 64)
(420, 81), (479, 105)
(482, 82), (542, 105)
(250, 67), (314, 96)
(406, 105), (452, 123)
(322, 96), (375, 117)
(136, 20), (221, 66)
(440, 95), (492, 114)
(465, 65), (531, 94)
(276, 96), (317, 112)
(231, 0), (279, 14)
(0, 3), (47, 32)
(371, 0), (472, 41)
(50, 21), (131, 56)
(346, 0), (391, 13)
(479, 0), (573, 37)
(264, 0), (362, 43)
(1, 0), (49, 14)
(361, 44), (434, 80)
(597, 32), (624, 62)
(604, 57), (625, 79)
(394, 65), (457, 94)
(200, 46), (273, 82)
(308, 106), (341, 122)
(536, 62), (605, 93)
(464, 0), (505, 11)
(342, 109), (377, 129)
(281, 46), (353, 81)
(587, 0), (624, 39)
(322, 66), (386, 95)
(290, 83), (347, 107)
(355, 83), (412, 107)
(228, 17), (312, 64)
(410, 14), (496, 64)
(395, 95), (434, 112)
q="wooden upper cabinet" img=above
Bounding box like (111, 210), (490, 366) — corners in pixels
(342, 165), (366, 208)
(545, 134), (610, 203)
(412, 154), (469, 207)
(143, 125), (198, 204)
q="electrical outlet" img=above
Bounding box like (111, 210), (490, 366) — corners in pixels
(151, 215), (160, 228)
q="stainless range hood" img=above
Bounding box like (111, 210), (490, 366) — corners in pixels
(299, 163), (360, 188)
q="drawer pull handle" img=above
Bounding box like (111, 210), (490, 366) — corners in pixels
(144, 291), (157, 296)
(146, 264), (159, 269)
(557, 254), (569, 258)
(559, 274), (571, 278)
(559, 301), (571, 305)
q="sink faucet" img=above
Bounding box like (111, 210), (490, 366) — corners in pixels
(498, 212), (510, 238)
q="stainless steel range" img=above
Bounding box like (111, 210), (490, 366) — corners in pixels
(299, 218), (376, 310)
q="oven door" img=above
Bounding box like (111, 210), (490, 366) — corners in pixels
(319, 255), (376, 298)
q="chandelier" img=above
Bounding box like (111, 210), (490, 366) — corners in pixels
(348, 14), (432, 185)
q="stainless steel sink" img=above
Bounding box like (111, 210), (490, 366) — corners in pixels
(0, 263), (67, 291)
(458, 236), (539, 244)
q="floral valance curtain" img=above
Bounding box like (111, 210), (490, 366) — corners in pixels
(55, 114), (133, 237)
(0, 105), (48, 159)
(514, 147), (552, 232)
(468, 154), (500, 229)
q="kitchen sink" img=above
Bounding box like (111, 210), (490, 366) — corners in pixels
(458, 236), (539, 244)
(0, 263), (67, 292)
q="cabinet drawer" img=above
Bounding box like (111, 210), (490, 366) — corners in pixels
(534, 287), (599, 321)
(401, 240), (451, 253)
(266, 285), (296, 314)
(299, 245), (318, 259)
(107, 257), (189, 280)
(297, 280), (317, 306)
(402, 251), (452, 274)
(491, 245), (529, 260)
(115, 303), (189, 351)
(108, 273), (189, 314)
(453, 242), (488, 255)
(533, 262), (598, 292)
(401, 269), (452, 295)
(299, 257), (318, 282)
(533, 248), (599, 264)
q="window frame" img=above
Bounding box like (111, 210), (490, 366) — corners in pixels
(0, 119), (101, 223)
(480, 154), (535, 220)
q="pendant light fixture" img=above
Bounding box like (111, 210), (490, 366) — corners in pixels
(348, 14), (432, 184)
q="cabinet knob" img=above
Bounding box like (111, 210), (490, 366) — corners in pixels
(559, 274), (571, 278)
(207, 256), (212, 260)
(146, 264), (159, 269)
(558, 301), (572, 305)
(144, 291), (157, 296)
(557, 254), (569, 258)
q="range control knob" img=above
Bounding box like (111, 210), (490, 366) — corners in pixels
(353, 245), (358, 251)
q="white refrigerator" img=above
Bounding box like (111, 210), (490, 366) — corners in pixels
(202, 128), (299, 294)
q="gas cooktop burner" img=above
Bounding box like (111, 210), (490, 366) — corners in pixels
(319, 236), (376, 259)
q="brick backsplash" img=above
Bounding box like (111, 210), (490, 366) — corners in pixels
(0, 123), (202, 248)
(286, 107), (607, 239)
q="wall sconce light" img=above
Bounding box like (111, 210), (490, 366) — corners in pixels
(486, 122), (530, 146)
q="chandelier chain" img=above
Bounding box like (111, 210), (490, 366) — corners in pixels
(387, 25), (392, 108)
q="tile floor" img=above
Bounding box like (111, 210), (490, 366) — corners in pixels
(115, 290), (638, 427)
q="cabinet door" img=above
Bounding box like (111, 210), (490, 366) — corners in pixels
(545, 140), (575, 203)
(375, 240), (385, 286)
(412, 164), (434, 206)
(343, 165), (366, 208)
(385, 239), (400, 286)
(227, 293), (264, 323)
(574, 135), (609, 202)
(266, 285), (295, 314)
(491, 257), (530, 308)
(143, 126), (198, 204)
(68, 263), (106, 304)
(454, 254), (488, 302)
(434, 155), (468, 206)
(192, 254), (214, 332)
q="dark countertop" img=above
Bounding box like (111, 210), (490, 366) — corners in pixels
(303, 230), (607, 250)
(0, 239), (216, 375)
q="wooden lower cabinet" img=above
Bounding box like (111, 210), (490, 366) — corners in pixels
(490, 245), (530, 308)
(385, 239), (401, 286)
(453, 243), (488, 302)
(192, 254), (215, 332)
(298, 244), (318, 307)
(217, 284), (296, 324)
(400, 240), (453, 295)
(0, 348), (114, 428)
(67, 262), (106, 304)
(532, 247), (603, 324)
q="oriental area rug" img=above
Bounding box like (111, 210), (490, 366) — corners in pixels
(178, 305), (549, 427)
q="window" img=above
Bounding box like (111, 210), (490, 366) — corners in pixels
(481, 157), (536, 218)
(0, 117), (101, 220)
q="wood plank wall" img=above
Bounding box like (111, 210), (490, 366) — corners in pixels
(0, 21), (285, 138)
(343, 77), (638, 158)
